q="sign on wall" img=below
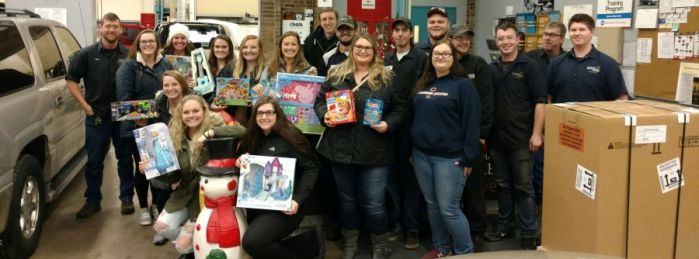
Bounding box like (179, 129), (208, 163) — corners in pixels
(282, 19), (311, 42)
(596, 0), (633, 27)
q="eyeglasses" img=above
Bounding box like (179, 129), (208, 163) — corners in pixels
(543, 32), (562, 38)
(140, 40), (156, 45)
(432, 52), (453, 58)
(450, 36), (470, 43)
(353, 45), (373, 53)
(256, 110), (276, 117)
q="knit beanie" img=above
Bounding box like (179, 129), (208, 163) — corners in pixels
(167, 23), (190, 44)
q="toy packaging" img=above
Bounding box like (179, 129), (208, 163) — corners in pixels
(275, 73), (325, 134)
(325, 89), (357, 125)
(215, 77), (251, 106)
(132, 122), (179, 180)
(237, 155), (297, 211)
(363, 98), (383, 125)
(110, 100), (158, 121)
(164, 55), (193, 85)
(191, 48), (214, 95)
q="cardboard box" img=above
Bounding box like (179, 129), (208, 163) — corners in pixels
(630, 100), (699, 259)
(542, 101), (690, 258)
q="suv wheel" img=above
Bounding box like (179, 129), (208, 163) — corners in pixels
(2, 155), (45, 259)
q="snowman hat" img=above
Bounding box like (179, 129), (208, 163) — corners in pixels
(196, 137), (240, 177)
(167, 23), (190, 44)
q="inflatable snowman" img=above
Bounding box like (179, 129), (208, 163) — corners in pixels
(193, 137), (250, 259)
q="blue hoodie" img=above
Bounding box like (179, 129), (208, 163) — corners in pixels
(411, 74), (481, 167)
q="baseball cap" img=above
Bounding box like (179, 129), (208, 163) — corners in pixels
(392, 17), (413, 30)
(427, 6), (448, 18)
(337, 15), (356, 29)
(448, 24), (474, 38)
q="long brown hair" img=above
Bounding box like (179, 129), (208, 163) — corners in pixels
(413, 40), (464, 95)
(127, 29), (160, 59)
(207, 34), (236, 75)
(241, 96), (312, 155)
(233, 35), (266, 81)
(267, 31), (310, 78)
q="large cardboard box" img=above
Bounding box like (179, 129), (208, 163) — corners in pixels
(542, 101), (690, 258)
(630, 100), (699, 259)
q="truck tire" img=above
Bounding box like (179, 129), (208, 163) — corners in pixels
(2, 155), (45, 259)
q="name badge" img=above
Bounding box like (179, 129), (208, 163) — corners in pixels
(468, 74), (475, 79)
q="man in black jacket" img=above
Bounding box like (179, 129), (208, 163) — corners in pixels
(448, 24), (494, 252)
(382, 17), (427, 250)
(304, 7), (338, 77)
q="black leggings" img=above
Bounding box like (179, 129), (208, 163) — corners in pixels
(242, 209), (303, 259)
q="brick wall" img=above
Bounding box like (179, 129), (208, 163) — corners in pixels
(259, 0), (315, 62)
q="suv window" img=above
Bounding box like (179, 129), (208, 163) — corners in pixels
(54, 26), (81, 65)
(29, 26), (66, 80)
(0, 21), (35, 96)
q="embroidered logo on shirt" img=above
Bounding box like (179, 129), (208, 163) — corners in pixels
(511, 71), (524, 79)
(468, 74), (475, 79)
(417, 87), (448, 99)
(385, 65), (393, 71)
(269, 146), (275, 152)
(587, 66), (601, 74)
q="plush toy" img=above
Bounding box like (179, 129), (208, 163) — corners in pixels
(193, 137), (250, 259)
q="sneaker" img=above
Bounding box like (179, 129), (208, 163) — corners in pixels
(421, 248), (452, 259)
(139, 208), (153, 226)
(76, 203), (101, 219)
(521, 237), (538, 250)
(387, 228), (402, 242)
(404, 231), (420, 250)
(153, 233), (168, 246)
(121, 200), (135, 215)
(484, 229), (515, 242)
(151, 205), (160, 220)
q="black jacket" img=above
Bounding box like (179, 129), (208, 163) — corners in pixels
(303, 26), (337, 77)
(457, 54), (494, 140)
(314, 74), (408, 165)
(242, 132), (320, 214)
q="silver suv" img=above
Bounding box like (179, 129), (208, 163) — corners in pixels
(0, 9), (86, 258)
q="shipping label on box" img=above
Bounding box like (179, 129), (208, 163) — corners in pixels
(575, 164), (597, 199)
(657, 158), (685, 194)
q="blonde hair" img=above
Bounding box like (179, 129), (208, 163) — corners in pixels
(169, 95), (223, 167)
(267, 31), (311, 78)
(327, 34), (392, 91)
(233, 35), (266, 81)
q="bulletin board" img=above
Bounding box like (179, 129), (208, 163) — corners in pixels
(635, 7), (699, 100)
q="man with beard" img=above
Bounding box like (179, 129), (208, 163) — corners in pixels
(304, 7), (338, 76)
(323, 15), (357, 69)
(382, 17), (427, 251)
(66, 13), (135, 218)
(448, 24), (493, 252)
(417, 7), (450, 55)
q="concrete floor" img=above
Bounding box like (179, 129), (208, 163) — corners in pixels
(31, 149), (521, 259)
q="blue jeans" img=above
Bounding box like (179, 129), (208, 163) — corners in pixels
(84, 115), (134, 205)
(387, 149), (422, 233)
(331, 162), (390, 234)
(489, 148), (538, 238)
(412, 149), (473, 255)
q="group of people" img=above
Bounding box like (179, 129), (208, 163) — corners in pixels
(65, 4), (627, 259)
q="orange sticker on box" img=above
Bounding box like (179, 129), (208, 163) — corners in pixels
(559, 123), (584, 152)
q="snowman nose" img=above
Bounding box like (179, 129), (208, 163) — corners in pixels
(228, 179), (237, 191)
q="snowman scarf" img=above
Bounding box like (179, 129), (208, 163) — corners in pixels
(203, 195), (241, 248)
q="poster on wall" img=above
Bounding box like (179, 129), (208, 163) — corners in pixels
(596, 0), (633, 27)
(524, 0), (554, 15)
(282, 19), (312, 42)
(562, 4), (593, 38)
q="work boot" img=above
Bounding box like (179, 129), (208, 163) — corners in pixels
(341, 229), (359, 259)
(370, 233), (392, 259)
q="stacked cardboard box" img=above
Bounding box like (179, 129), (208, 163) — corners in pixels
(542, 100), (698, 258)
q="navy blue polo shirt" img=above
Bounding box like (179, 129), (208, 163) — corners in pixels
(417, 39), (433, 56)
(525, 48), (565, 75)
(547, 46), (627, 103)
(489, 53), (547, 151)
